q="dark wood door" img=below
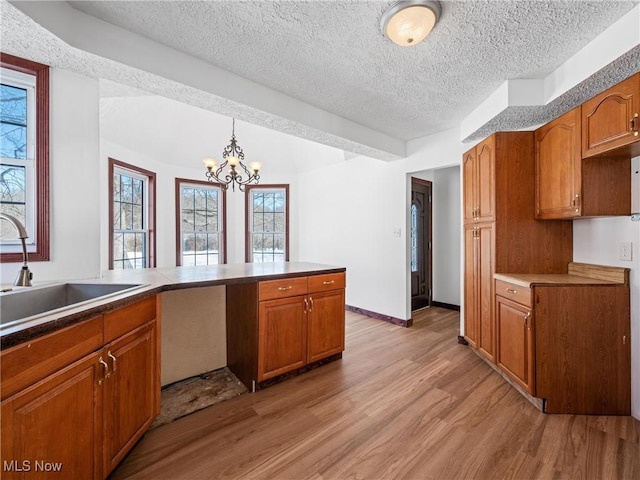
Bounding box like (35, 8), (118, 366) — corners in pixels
(410, 178), (432, 311)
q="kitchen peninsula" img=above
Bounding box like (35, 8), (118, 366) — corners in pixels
(0, 262), (346, 480)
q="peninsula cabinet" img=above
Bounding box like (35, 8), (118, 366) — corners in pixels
(227, 271), (346, 390)
(582, 72), (640, 158)
(462, 132), (572, 362)
(0, 296), (159, 480)
(535, 106), (631, 219)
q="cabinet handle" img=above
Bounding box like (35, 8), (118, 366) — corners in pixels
(107, 351), (117, 373)
(631, 113), (639, 136)
(506, 288), (517, 294)
(303, 298), (308, 312)
(278, 286), (293, 291)
(322, 280), (335, 285)
(98, 357), (109, 385)
(309, 297), (314, 312)
(523, 311), (531, 329)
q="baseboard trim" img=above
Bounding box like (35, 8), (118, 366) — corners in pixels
(345, 305), (412, 328)
(457, 335), (469, 345)
(432, 301), (460, 311)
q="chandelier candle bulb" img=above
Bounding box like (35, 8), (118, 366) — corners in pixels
(250, 162), (262, 172)
(227, 156), (240, 167)
(202, 158), (217, 170)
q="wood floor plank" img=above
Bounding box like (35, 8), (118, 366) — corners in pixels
(111, 307), (640, 480)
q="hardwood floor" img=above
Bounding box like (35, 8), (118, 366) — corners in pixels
(111, 308), (640, 480)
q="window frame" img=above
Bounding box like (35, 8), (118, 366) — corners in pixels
(174, 178), (227, 266)
(245, 184), (289, 263)
(0, 53), (50, 263)
(108, 158), (156, 270)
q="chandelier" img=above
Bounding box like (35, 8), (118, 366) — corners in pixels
(202, 119), (261, 191)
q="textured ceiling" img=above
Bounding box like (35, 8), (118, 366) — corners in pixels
(66, 0), (636, 142)
(2, 0), (638, 160)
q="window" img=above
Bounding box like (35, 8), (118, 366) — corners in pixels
(109, 158), (156, 269)
(175, 178), (226, 266)
(0, 53), (49, 262)
(245, 185), (289, 263)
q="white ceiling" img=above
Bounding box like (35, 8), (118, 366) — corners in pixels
(2, 1), (639, 160)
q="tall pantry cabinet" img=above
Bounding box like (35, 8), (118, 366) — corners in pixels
(463, 132), (573, 361)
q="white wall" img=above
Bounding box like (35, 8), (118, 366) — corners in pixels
(432, 166), (461, 306)
(1, 69), (101, 284)
(573, 215), (640, 418)
(297, 128), (464, 321)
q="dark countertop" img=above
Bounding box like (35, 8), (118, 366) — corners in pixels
(0, 262), (345, 349)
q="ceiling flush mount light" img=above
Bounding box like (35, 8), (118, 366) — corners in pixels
(380, 0), (441, 47)
(202, 119), (261, 191)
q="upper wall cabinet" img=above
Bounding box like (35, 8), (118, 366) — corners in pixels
(536, 107), (631, 220)
(535, 107), (582, 219)
(463, 136), (495, 224)
(582, 73), (640, 158)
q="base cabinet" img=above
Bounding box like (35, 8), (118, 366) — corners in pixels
(494, 271), (630, 415)
(228, 271), (346, 389)
(258, 296), (308, 381)
(495, 295), (535, 395)
(257, 272), (346, 382)
(307, 289), (345, 364)
(0, 296), (159, 479)
(1, 351), (103, 479)
(103, 321), (158, 476)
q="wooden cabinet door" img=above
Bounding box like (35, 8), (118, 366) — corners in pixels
(475, 136), (495, 223)
(307, 289), (345, 363)
(582, 73), (639, 157)
(477, 224), (495, 362)
(1, 351), (103, 480)
(103, 321), (157, 476)
(258, 296), (307, 381)
(463, 226), (479, 348)
(535, 107), (582, 219)
(496, 296), (535, 395)
(462, 147), (477, 223)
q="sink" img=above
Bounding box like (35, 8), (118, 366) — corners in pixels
(0, 283), (144, 326)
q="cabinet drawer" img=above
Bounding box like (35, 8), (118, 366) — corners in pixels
(104, 296), (156, 343)
(495, 280), (532, 307)
(259, 277), (308, 301)
(0, 315), (103, 400)
(308, 272), (346, 293)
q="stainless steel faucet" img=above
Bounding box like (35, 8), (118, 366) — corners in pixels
(0, 213), (33, 286)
